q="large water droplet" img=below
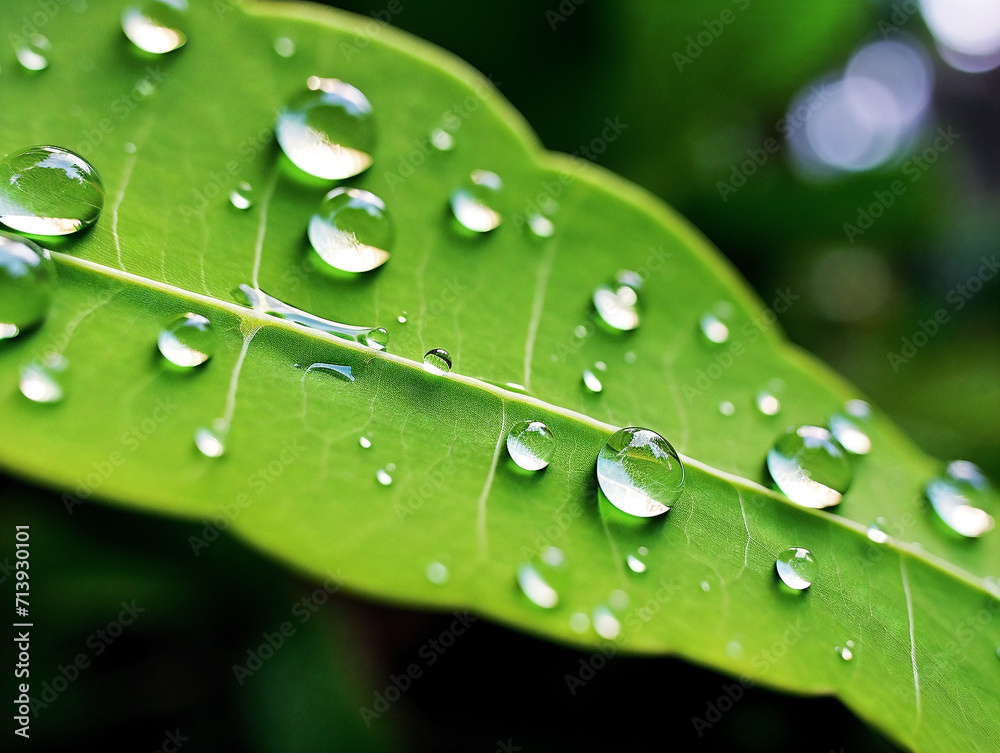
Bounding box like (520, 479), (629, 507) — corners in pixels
(157, 312), (213, 368)
(19, 353), (67, 403)
(276, 77), (375, 180)
(239, 285), (388, 350)
(767, 426), (851, 509)
(597, 427), (684, 517)
(506, 420), (556, 471)
(925, 460), (996, 538)
(308, 187), (392, 274)
(14, 33), (50, 71)
(422, 348), (452, 375)
(229, 181), (254, 210)
(121, 0), (189, 55)
(0, 146), (104, 236)
(450, 170), (502, 233)
(699, 302), (734, 344)
(195, 418), (228, 458)
(0, 232), (56, 340)
(593, 275), (640, 332)
(425, 561), (449, 585)
(775, 546), (817, 591)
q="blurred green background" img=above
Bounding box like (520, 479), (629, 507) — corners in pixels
(3, 1), (997, 751)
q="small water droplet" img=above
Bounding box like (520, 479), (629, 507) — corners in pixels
(422, 348), (452, 375)
(397, 313), (407, 323)
(541, 546), (565, 567)
(867, 518), (890, 544)
(593, 277), (640, 332)
(626, 552), (647, 573)
(592, 605), (621, 639)
(615, 269), (643, 290)
(756, 390), (781, 416)
(699, 302), (734, 344)
(273, 36), (295, 58)
(14, 33), (51, 71)
(121, 0), (189, 55)
(845, 399), (872, 419)
(836, 643), (854, 661)
(925, 460), (996, 538)
(195, 418), (228, 458)
(359, 435), (372, 449)
(609, 589), (629, 609)
(726, 641), (744, 659)
(597, 427), (684, 517)
(624, 351), (637, 365)
(517, 561), (560, 609)
(718, 400), (735, 416)
(0, 146), (104, 236)
(157, 312), (213, 368)
(569, 612), (590, 633)
(425, 561), (449, 585)
(19, 353), (67, 403)
(229, 181), (254, 210)
(430, 128), (454, 151)
(0, 232), (56, 340)
(700, 580), (711, 592)
(829, 412), (871, 455)
(527, 213), (554, 238)
(302, 362), (354, 382)
(123, 141), (137, 154)
(582, 368), (603, 393)
(276, 77), (375, 180)
(767, 426), (851, 509)
(775, 546), (817, 591)
(308, 187), (392, 273)
(506, 420), (556, 471)
(450, 169), (502, 233)
(376, 467), (393, 486)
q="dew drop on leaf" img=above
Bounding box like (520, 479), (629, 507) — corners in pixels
(925, 460), (996, 538)
(626, 552), (647, 574)
(699, 302), (734, 344)
(229, 181), (254, 210)
(14, 33), (50, 71)
(273, 36), (295, 58)
(592, 277), (640, 332)
(517, 560), (560, 609)
(376, 468), (393, 486)
(157, 313), (213, 368)
(700, 580), (711, 592)
(506, 420), (556, 471)
(276, 77), (375, 180)
(121, 0), (189, 55)
(718, 400), (735, 417)
(527, 213), (554, 239)
(829, 410), (872, 455)
(450, 169), (502, 233)
(194, 418), (228, 458)
(756, 390), (781, 416)
(429, 128), (454, 151)
(422, 348), (452, 375)
(308, 187), (393, 274)
(582, 367), (603, 393)
(0, 146), (104, 236)
(425, 561), (449, 585)
(0, 231), (56, 340)
(867, 518), (890, 544)
(19, 353), (67, 404)
(592, 605), (621, 639)
(767, 426), (851, 509)
(775, 546), (817, 591)
(836, 640), (855, 661)
(359, 435), (372, 449)
(597, 427), (684, 518)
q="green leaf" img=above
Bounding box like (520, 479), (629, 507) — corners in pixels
(0, 2), (997, 751)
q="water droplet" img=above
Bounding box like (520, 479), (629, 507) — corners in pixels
(517, 561), (560, 609)
(308, 187), (392, 274)
(19, 353), (67, 403)
(123, 142), (137, 154)
(573, 324), (590, 339)
(422, 348), (452, 375)
(157, 312), (213, 368)
(845, 399), (872, 419)
(582, 368), (603, 393)
(700, 302), (734, 344)
(302, 362), (354, 382)
(195, 418), (228, 458)
(430, 128), (454, 151)
(609, 589), (629, 609)
(700, 580), (711, 592)
(425, 561), (449, 585)
(925, 460), (996, 538)
(273, 36), (295, 58)
(239, 285), (388, 350)
(829, 412), (871, 455)
(527, 213), (554, 238)
(541, 546), (565, 567)
(726, 640), (744, 659)
(718, 400), (735, 417)
(276, 77), (375, 180)
(615, 269), (643, 290)
(867, 518), (890, 544)
(0, 231), (56, 340)
(626, 552), (647, 573)
(376, 467), (393, 486)
(597, 427), (684, 517)
(450, 169), (502, 233)
(121, 0), (189, 55)
(756, 390), (781, 416)
(767, 426), (851, 509)
(229, 181), (254, 210)
(506, 419), (556, 471)
(359, 435), (372, 449)
(775, 546), (817, 591)
(836, 643), (854, 661)
(592, 278), (640, 332)
(397, 314), (407, 323)
(14, 33), (50, 71)
(592, 605), (621, 639)
(624, 351), (637, 365)
(0, 146), (104, 236)
(569, 612), (590, 633)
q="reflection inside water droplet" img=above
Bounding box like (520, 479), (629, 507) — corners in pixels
(376, 468), (393, 486)
(0, 231), (56, 340)
(121, 0), (189, 55)
(506, 420), (556, 471)
(767, 426), (851, 509)
(308, 187), (393, 274)
(195, 418), (229, 458)
(450, 169), (502, 233)
(229, 181), (254, 210)
(775, 546), (817, 591)
(925, 460), (996, 538)
(422, 348), (452, 375)
(158, 312), (213, 368)
(19, 353), (67, 403)
(597, 427), (684, 517)
(14, 33), (50, 71)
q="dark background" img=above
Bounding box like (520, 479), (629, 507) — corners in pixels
(4, 1), (999, 751)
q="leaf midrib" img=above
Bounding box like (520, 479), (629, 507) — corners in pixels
(47, 251), (996, 598)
